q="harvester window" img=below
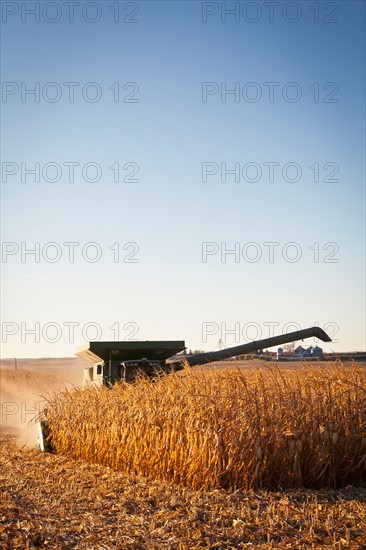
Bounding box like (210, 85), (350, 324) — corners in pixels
(96, 364), (102, 375)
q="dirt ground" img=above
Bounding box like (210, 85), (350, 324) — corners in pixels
(1, 435), (365, 549)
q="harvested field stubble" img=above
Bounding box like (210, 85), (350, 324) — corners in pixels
(46, 364), (366, 491)
(1, 436), (365, 549)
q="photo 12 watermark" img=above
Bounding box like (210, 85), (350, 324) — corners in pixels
(202, 82), (339, 103)
(201, 321), (340, 344)
(1, 241), (140, 264)
(1, 81), (139, 104)
(1, 400), (46, 425)
(1, 1), (140, 24)
(1, 320), (140, 344)
(201, 2), (340, 24)
(201, 161), (339, 183)
(2, 161), (140, 184)
(201, 242), (340, 263)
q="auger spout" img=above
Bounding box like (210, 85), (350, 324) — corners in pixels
(175, 326), (332, 368)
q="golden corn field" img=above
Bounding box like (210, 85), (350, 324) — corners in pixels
(45, 363), (366, 491)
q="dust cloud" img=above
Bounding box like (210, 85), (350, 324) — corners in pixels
(0, 358), (86, 448)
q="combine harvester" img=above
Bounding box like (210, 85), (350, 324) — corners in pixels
(37, 326), (331, 450)
(78, 326), (332, 387)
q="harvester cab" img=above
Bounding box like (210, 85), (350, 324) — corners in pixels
(76, 340), (186, 387)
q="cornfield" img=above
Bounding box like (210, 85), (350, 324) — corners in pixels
(44, 363), (366, 491)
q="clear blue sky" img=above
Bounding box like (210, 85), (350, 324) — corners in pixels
(1, 0), (365, 357)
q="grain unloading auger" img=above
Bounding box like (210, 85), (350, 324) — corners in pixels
(77, 326), (332, 387)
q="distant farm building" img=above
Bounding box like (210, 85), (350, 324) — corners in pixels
(295, 345), (306, 356)
(277, 345), (323, 359)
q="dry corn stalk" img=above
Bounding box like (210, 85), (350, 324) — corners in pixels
(45, 363), (366, 491)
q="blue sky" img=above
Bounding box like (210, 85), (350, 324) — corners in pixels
(1, 0), (365, 357)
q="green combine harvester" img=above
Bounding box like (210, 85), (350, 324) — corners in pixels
(77, 326), (332, 387)
(37, 326), (331, 451)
